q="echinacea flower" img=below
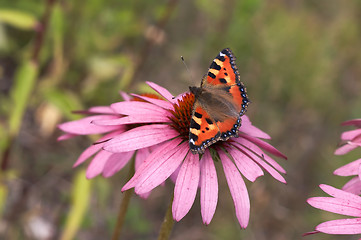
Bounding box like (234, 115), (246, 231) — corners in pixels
(333, 119), (361, 194)
(59, 81), (287, 227)
(307, 184), (361, 235)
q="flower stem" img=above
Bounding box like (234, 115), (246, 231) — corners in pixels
(157, 195), (175, 240)
(111, 160), (135, 240)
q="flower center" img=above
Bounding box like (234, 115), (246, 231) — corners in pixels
(168, 93), (195, 140)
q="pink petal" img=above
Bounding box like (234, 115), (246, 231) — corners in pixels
(172, 153), (200, 221)
(307, 197), (361, 217)
(239, 115), (271, 139)
(104, 124), (179, 153)
(200, 150), (218, 225)
(334, 159), (361, 176)
(170, 165), (181, 183)
(73, 130), (125, 167)
(341, 129), (361, 141)
(342, 119), (361, 127)
(57, 133), (77, 141)
(121, 139), (181, 191)
(233, 137), (286, 174)
(238, 133), (287, 160)
(110, 101), (171, 116)
(319, 184), (361, 205)
(87, 106), (115, 114)
(119, 91), (131, 101)
(135, 148), (151, 171)
(233, 144), (286, 183)
(102, 151), (134, 177)
(334, 144), (358, 155)
(58, 115), (120, 135)
(226, 146), (264, 182)
(316, 218), (361, 234)
(86, 150), (112, 179)
(131, 94), (174, 110)
(93, 114), (171, 125)
(342, 177), (361, 195)
(146, 81), (176, 103)
(220, 151), (250, 228)
(74, 144), (102, 167)
(134, 141), (188, 194)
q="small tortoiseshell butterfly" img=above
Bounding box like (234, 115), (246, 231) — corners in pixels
(189, 48), (249, 154)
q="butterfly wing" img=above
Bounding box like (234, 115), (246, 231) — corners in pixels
(189, 101), (220, 154)
(189, 48), (249, 154)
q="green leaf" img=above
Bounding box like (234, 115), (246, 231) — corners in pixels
(60, 169), (91, 240)
(9, 61), (38, 136)
(0, 9), (38, 30)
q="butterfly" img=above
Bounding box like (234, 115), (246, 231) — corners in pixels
(189, 48), (249, 154)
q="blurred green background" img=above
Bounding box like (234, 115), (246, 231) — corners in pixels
(1, 0), (361, 239)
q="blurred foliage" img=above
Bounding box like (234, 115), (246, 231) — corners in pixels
(0, 0), (361, 240)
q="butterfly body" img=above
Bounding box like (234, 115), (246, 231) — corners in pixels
(189, 48), (249, 154)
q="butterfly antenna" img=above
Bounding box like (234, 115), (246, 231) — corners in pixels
(181, 56), (194, 82)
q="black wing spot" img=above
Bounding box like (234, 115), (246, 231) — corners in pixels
(210, 61), (221, 70)
(205, 118), (213, 124)
(194, 112), (202, 118)
(224, 72), (228, 76)
(219, 78), (227, 84)
(205, 127), (209, 131)
(208, 72), (216, 79)
(190, 119), (201, 130)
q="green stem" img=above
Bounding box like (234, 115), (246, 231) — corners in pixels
(111, 160), (135, 240)
(157, 195), (175, 240)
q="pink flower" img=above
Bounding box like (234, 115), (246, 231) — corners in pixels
(307, 184), (361, 235)
(59, 81), (287, 227)
(334, 119), (361, 195)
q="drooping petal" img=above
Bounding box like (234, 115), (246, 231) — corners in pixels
(122, 139), (181, 191)
(133, 141), (188, 195)
(307, 197), (361, 217)
(74, 144), (103, 167)
(131, 94), (174, 110)
(233, 137), (286, 174)
(334, 144), (358, 155)
(173, 153), (200, 221)
(341, 129), (361, 141)
(86, 150), (112, 179)
(233, 143), (286, 183)
(220, 151), (250, 229)
(102, 151), (134, 177)
(58, 115), (120, 135)
(319, 184), (361, 205)
(74, 130), (125, 167)
(342, 119), (361, 127)
(119, 91), (131, 101)
(57, 133), (77, 141)
(110, 101), (171, 117)
(316, 218), (361, 234)
(87, 106), (115, 114)
(104, 124), (179, 153)
(93, 114), (171, 126)
(135, 148), (151, 171)
(200, 150), (218, 225)
(334, 159), (361, 176)
(239, 116), (271, 139)
(342, 177), (361, 195)
(226, 145), (264, 182)
(146, 81), (176, 103)
(238, 133), (287, 160)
